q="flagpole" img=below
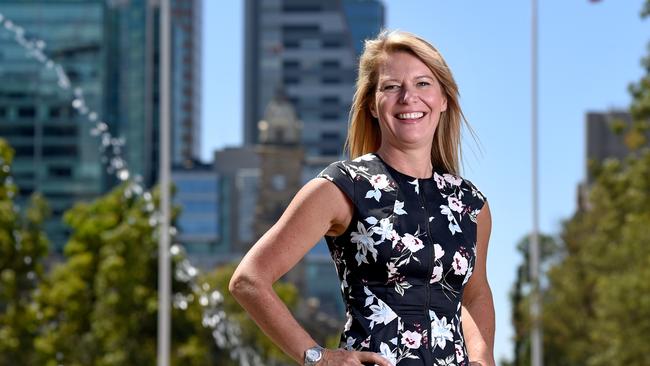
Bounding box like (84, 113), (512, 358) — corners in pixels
(157, 0), (171, 365)
(530, 0), (543, 365)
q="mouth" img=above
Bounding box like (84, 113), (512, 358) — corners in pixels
(395, 111), (426, 122)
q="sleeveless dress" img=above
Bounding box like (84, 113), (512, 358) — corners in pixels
(317, 153), (487, 366)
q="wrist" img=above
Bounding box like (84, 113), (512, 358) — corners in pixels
(303, 344), (324, 366)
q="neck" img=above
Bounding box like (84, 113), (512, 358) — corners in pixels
(375, 146), (433, 179)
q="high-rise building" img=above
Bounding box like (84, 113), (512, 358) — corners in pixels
(106, 0), (202, 184)
(0, 0), (108, 250)
(243, 0), (384, 158)
(171, 0), (202, 165)
(0, 0), (201, 251)
(578, 110), (650, 210)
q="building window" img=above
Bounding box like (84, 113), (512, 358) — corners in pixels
(323, 40), (341, 48)
(49, 166), (72, 178)
(284, 76), (300, 85)
(283, 4), (321, 12)
(321, 60), (340, 69)
(43, 146), (77, 156)
(321, 112), (339, 121)
(18, 106), (36, 118)
(321, 132), (340, 141)
(0, 126), (34, 137)
(44, 125), (77, 136)
(283, 40), (299, 49)
(282, 25), (319, 34)
(322, 77), (341, 85)
(320, 148), (339, 156)
(283, 60), (300, 69)
(321, 96), (339, 105)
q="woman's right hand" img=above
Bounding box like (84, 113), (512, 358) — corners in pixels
(319, 348), (394, 366)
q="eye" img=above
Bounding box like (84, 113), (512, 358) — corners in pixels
(381, 84), (400, 92)
(416, 81), (431, 87)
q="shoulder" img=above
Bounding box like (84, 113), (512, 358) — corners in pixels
(318, 153), (380, 181)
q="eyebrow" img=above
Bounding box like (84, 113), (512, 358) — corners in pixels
(378, 75), (435, 83)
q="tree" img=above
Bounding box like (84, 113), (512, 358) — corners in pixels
(30, 184), (228, 366)
(0, 139), (50, 366)
(503, 233), (560, 366)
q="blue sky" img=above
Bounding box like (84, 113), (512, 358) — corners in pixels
(202, 0), (649, 361)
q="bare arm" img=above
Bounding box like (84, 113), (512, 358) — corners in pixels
(229, 178), (392, 366)
(461, 202), (495, 366)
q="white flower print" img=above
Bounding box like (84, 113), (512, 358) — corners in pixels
(463, 262), (474, 285)
(448, 196), (464, 213)
(401, 233), (424, 253)
(367, 300), (398, 329)
(387, 229), (401, 248)
(430, 265), (443, 284)
(350, 221), (378, 265)
(434, 243), (445, 260)
(393, 200), (407, 215)
(443, 173), (462, 186)
(469, 208), (480, 223)
(361, 336), (370, 348)
(379, 342), (398, 365)
(344, 311), (353, 332)
(401, 330), (423, 349)
(345, 336), (356, 350)
(440, 205), (462, 235)
(408, 178), (419, 194)
(434, 172), (446, 189)
(353, 153), (376, 162)
(452, 251), (468, 275)
(370, 174), (389, 190)
(372, 218), (393, 242)
(455, 343), (465, 363)
(387, 262), (399, 280)
(430, 311), (454, 350)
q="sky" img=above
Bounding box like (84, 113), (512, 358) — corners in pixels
(202, 0), (649, 361)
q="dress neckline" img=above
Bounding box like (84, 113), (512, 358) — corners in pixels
(371, 152), (446, 181)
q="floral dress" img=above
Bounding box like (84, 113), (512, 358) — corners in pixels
(317, 153), (487, 366)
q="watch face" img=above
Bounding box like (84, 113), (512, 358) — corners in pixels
(306, 348), (322, 362)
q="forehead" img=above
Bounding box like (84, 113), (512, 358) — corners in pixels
(377, 51), (434, 80)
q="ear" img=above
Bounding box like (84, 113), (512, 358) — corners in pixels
(369, 99), (378, 118)
(441, 96), (448, 113)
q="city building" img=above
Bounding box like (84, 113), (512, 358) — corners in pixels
(243, 0), (384, 160)
(213, 146), (260, 256)
(0, 0), (108, 250)
(0, 0), (201, 251)
(578, 110), (650, 210)
(172, 160), (222, 269)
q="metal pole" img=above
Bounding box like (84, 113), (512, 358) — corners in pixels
(530, 0), (543, 365)
(157, 0), (171, 365)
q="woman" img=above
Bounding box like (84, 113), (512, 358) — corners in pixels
(230, 30), (495, 366)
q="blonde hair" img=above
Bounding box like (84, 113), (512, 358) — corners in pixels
(345, 29), (473, 175)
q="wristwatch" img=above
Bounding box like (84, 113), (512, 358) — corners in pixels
(304, 345), (324, 366)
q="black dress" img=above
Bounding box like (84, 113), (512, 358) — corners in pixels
(318, 153), (487, 366)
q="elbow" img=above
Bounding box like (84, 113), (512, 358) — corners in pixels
(229, 271), (262, 302)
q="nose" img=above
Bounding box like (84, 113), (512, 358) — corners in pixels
(399, 86), (417, 104)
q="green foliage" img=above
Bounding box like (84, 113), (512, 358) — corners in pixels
(506, 233), (560, 366)
(0, 139), (50, 366)
(206, 263), (299, 365)
(30, 184), (224, 366)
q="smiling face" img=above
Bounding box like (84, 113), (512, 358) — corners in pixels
(371, 51), (448, 152)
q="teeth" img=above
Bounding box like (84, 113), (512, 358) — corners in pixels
(397, 112), (424, 120)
